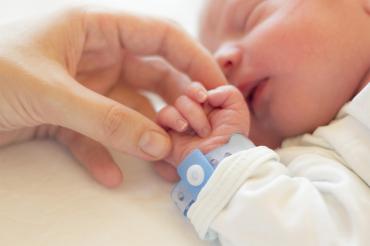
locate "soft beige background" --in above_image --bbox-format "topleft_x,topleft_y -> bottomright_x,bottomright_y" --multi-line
0,0 -> 208,245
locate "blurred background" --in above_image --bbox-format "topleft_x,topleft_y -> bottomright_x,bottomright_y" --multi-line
0,0 -> 204,36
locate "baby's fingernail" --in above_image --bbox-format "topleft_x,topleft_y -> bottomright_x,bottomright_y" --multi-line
197,91 -> 207,102
176,119 -> 188,131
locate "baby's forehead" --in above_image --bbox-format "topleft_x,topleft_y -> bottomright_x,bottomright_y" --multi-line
199,0 -> 231,50
201,0 -> 227,27
203,0 -> 227,16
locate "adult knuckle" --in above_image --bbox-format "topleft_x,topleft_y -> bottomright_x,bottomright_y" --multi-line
102,104 -> 128,139
161,18 -> 184,33
157,18 -> 186,50
154,59 -> 173,83
56,5 -> 90,23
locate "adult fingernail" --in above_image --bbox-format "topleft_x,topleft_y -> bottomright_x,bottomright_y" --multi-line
139,131 -> 169,158
176,119 -> 188,131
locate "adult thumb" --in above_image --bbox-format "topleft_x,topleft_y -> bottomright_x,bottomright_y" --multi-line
49,83 -> 171,161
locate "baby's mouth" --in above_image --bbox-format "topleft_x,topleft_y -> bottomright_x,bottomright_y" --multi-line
246,85 -> 257,105
239,77 -> 269,113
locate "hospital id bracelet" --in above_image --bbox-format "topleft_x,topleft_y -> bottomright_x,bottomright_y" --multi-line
171,133 -> 255,217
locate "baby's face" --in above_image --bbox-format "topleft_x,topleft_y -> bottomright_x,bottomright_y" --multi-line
200,0 -> 370,147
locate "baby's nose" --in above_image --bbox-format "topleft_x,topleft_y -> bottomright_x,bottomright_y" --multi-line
214,45 -> 242,79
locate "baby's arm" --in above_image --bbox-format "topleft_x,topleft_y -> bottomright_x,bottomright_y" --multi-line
157,83 -> 370,246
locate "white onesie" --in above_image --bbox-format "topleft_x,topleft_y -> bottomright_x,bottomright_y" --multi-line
187,85 -> 370,246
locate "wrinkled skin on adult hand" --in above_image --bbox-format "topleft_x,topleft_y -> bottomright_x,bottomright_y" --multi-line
0,7 -> 226,187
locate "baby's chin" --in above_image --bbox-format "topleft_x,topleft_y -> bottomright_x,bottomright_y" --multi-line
249,121 -> 284,149
251,134 -> 283,149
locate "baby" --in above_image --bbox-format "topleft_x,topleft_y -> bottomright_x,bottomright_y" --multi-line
155,0 -> 370,245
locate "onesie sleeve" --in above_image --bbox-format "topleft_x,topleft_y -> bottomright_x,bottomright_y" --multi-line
187,146 -> 370,246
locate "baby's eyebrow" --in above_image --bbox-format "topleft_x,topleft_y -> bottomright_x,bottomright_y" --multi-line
225,2 -> 242,30
207,0 -> 228,28
223,0 -> 254,32
217,0 -> 237,30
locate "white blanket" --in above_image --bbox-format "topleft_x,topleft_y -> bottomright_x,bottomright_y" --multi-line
0,0 -> 206,245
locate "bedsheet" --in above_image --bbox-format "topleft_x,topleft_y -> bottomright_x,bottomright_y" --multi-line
0,0 -> 207,245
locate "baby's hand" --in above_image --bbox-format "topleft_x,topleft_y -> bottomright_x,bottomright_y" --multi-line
156,83 -> 250,176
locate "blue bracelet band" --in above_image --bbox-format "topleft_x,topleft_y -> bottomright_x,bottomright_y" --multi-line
171,133 -> 255,217
171,149 -> 215,216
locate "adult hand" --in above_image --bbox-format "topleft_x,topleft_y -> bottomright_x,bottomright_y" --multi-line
0,7 -> 226,187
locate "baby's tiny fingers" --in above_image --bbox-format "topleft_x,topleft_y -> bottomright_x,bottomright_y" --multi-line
157,105 -> 188,132
185,82 -> 208,103
175,95 -> 211,137
208,85 -> 245,109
